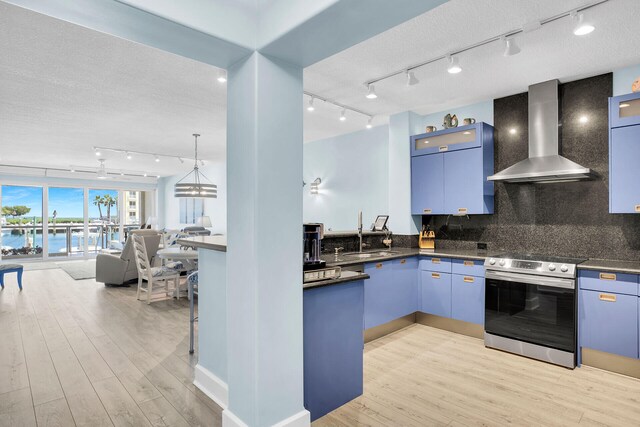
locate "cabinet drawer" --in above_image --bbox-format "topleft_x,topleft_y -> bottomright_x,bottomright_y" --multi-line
451,274 -> 484,325
580,289 -> 638,359
451,259 -> 485,277
420,271 -> 452,318
419,257 -> 451,273
579,270 -> 639,296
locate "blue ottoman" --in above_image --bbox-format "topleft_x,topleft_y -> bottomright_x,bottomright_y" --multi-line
0,264 -> 23,290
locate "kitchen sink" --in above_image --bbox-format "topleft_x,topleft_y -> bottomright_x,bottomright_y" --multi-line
341,250 -> 399,259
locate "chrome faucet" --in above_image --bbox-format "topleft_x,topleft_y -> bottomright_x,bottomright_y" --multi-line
358,210 -> 363,253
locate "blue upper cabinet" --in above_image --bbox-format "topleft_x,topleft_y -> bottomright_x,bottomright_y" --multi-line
411,154 -> 444,215
410,123 -> 494,215
609,93 -> 640,214
610,92 -> 640,128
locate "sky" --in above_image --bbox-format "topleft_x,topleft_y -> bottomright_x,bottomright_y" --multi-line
2,186 -> 119,219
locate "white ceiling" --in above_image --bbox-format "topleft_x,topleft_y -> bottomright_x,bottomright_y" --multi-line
0,1 -> 227,177
303,0 -> 640,141
1,0 -> 640,175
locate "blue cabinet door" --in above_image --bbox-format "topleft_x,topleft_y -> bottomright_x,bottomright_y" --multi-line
392,257 -> 419,318
610,125 -> 640,213
411,154 -> 444,215
610,92 -> 640,128
364,261 -> 394,329
444,148 -> 486,215
580,289 -> 638,359
420,271 -> 451,318
451,274 -> 485,325
303,281 -> 364,421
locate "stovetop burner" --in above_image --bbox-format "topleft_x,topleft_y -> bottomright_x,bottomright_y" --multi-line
494,253 -> 586,266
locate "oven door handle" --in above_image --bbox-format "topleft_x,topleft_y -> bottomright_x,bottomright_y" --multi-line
485,270 -> 575,289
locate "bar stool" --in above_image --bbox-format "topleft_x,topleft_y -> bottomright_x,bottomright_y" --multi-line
187,271 -> 199,354
0,264 -> 24,290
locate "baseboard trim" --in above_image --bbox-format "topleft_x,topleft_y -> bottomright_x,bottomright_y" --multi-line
364,314 -> 416,343
193,364 -> 228,409
415,312 -> 484,339
222,409 -> 310,427
582,348 -> 640,379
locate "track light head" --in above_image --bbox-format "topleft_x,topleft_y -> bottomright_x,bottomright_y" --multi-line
447,55 -> 462,74
154,155 -> 160,163
217,69 -> 227,83
339,109 -> 347,121
503,37 -> 521,56
126,152 -> 132,160
365,84 -> 377,99
94,148 -> 101,156
307,97 -> 315,112
366,117 -> 373,129
572,11 -> 594,36
406,70 -> 419,86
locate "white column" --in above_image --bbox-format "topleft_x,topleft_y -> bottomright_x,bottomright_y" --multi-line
388,111 -> 422,235
224,52 -> 308,427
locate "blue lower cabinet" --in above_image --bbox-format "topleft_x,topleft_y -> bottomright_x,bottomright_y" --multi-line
451,274 -> 485,325
420,271 -> 452,318
392,257 -> 419,318
303,281 -> 364,421
364,261 -> 394,329
364,258 -> 418,329
580,289 -> 638,359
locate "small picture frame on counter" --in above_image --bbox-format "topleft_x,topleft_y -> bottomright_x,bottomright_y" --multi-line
372,215 -> 389,231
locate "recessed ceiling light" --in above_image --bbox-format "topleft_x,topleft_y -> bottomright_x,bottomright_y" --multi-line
509,128 -> 517,135
339,109 -> 347,121
217,69 -> 227,83
503,37 -> 521,57
365,84 -> 377,99
307,97 -> 315,112
572,12 -> 594,36
406,70 -> 419,86
579,115 -> 589,124
447,55 -> 462,74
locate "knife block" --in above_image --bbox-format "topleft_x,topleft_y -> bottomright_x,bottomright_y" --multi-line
419,231 -> 435,249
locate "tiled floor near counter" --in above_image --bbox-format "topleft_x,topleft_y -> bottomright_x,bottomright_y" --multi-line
314,324 -> 640,426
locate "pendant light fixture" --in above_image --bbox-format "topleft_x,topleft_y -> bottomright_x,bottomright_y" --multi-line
174,134 -> 217,198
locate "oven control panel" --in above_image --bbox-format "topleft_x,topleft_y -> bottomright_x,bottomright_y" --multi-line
485,256 -> 579,278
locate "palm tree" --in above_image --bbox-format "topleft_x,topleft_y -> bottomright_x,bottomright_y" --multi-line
93,195 -> 104,220
102,194 -> 117,223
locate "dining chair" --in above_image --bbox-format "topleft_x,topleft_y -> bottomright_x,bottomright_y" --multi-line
132,234 -> 180,304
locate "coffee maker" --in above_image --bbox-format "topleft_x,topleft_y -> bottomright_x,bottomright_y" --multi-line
303,223 -> 326,271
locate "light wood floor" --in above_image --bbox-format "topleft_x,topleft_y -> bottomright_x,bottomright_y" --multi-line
5,269 -> 640,427
314,324 -> 640,426
0,267 -> 222,427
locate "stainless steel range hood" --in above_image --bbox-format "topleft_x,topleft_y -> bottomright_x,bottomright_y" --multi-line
488,79 -> 592,183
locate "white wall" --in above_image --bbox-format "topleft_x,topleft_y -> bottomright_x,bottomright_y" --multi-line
157,161 -> 227,234
303,125 -> 389,231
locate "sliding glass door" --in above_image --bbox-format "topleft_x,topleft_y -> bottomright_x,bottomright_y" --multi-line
1,185 -> 44,260
48,187 -> 85,257
88,188 -> 119,254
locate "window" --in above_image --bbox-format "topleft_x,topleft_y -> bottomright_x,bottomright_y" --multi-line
180,198 -> 204,224
129,201 -> 136,208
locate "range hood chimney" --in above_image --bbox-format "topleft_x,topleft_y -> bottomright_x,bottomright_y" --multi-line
488,79 -> 592,183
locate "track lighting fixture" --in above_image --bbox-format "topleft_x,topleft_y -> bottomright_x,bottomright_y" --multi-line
126,152 -> 132,160
154,155 -> 160,163
304,91 -> 373,126
178,157 -> 184,164
366,117 -> 373,129
97,159 -> 108,179
94,148 -> 101,156
447,55 -> 462,74
406,70 -> 419,86
217,69 -> 227,83
503,37 -> 521,56
365,84 -> 377,99
572,11 -> 594,35
340,109 -> 347,121
307,97 -> 315,112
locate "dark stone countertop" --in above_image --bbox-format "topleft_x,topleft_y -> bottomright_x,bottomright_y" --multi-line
178,236 -> 227,252
303,271 -> 369,290
322,247 -> 496,267
577,259 -> 640,275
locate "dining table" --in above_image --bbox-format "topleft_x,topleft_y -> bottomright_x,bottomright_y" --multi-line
156,247 -> 199,298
